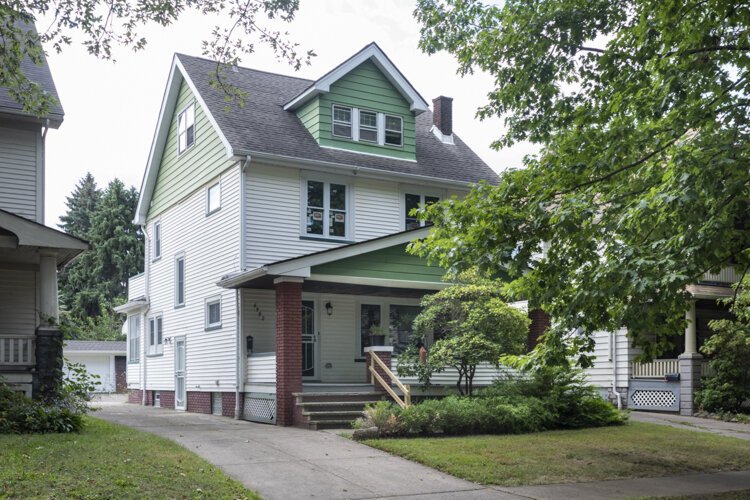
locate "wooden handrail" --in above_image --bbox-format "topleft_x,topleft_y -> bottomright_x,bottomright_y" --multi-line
369,351 -> 411,408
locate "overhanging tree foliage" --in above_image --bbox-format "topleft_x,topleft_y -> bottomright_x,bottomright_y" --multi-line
399,276 -> 529,396
411,0 -> 750,363
2,1 -> 313,116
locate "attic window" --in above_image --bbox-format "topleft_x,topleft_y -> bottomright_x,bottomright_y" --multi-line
178,103 -> 195,154
359,110 -> 378,143
385,115 -> 403,146
332,105 -> 352,138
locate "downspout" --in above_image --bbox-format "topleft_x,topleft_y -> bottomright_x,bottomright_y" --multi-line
234,156 -> 250,419
610,331 -> 622,410
141,223 -> 150,405
41,119 -> 48,223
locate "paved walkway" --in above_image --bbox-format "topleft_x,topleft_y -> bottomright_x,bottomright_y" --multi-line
631,410 -> 750,441
94,402 -> 750,499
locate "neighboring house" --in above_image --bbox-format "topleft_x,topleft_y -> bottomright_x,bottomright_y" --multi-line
583,275 -> 736,416
0,29 -> 88,397
64,340 -> 127,393
118,43 -> 529,428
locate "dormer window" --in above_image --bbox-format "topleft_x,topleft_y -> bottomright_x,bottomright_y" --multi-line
330,104 -> 403,148
178,103 -> 195,154
332,105 -> 352,138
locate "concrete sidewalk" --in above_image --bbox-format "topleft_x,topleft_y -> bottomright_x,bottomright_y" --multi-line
631,410 -> 750,441
95,402 -> 750,499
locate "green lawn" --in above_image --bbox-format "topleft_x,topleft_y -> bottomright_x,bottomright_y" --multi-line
364,422 -> 750,487
0,416 -> 259,499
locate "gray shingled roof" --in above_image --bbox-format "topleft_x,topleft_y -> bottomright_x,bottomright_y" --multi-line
0,23 -> 64,126
177,54 -> 498,185
64,340 -> 126,353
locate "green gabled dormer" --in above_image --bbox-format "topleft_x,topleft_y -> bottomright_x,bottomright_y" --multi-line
285,43 -> 429,162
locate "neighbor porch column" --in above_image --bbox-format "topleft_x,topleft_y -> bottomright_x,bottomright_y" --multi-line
34,250 -> 63,399
678,300 -> 702,416
274,277 -> 303,426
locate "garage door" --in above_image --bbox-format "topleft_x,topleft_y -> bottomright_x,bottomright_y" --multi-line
65,354 -> 114,392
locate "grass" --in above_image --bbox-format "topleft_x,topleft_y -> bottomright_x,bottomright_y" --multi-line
364,421 -> 750,487
0,416 -> 259,499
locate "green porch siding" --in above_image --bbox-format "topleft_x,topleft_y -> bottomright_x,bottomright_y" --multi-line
316,61 -> 416,161
149,80 -> 230,219
311,244 -> 444,283
296,96 -> 320,142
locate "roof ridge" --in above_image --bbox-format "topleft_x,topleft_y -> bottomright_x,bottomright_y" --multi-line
175,53 -> 314,83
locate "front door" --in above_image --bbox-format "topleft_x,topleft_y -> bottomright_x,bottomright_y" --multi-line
302,300 -> 318,379
174,337 -> 186,410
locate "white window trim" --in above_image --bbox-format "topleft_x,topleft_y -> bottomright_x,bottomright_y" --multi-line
205,296 -> 222,330
331,103 -> 404,149
128,315 -> 140,363
300,174 -> 353,241
174,254 -> 186,308
152,220 -> 162,261
177,102 -> 196,155
206,181 -> 221,215
148,315 -> 164,356
355,297 -> 422,358
400,187 -> 446,230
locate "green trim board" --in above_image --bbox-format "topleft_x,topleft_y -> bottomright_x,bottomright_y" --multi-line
296,60 -> 416,161
311,243 -> 444,283
149,80 -> 231,219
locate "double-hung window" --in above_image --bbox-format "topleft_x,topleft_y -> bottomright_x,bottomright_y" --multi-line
359,110 -> 378,142
405,193 -> 440,230
175,255 -> 185,307
305,179 -> 348,239
332,105 -> 352,138
178,103 -> 195,154
384,115 -> 403,146
148,316 -> 163,355
207,182 -> 220,215
153,221 -> 162,260
205,297 -> 222,330
128,316 -> 140,363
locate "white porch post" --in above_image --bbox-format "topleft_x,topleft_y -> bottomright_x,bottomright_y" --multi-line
39,250 -> 58,322
679,300 -> 702,416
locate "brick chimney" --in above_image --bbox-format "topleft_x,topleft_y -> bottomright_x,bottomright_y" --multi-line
432,96 -> 453,136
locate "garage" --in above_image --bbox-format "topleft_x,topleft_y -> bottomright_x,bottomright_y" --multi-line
64,340 -> 127,393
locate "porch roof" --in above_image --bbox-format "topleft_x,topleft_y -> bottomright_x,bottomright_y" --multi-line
0,209 -> 88,266
218,226 -> 448,293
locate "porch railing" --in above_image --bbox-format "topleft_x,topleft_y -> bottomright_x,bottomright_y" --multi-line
0,335 -> 35,366
369,351 -> 411,408
631,359 -> 713,379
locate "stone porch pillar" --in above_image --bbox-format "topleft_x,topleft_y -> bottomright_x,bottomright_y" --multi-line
34,250 -> 63,399
679,300 -> 702,416
365,346 -> 393,393
274,277 -> 303,426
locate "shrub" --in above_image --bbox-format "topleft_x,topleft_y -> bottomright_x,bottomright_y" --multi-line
0,362 -> 98,434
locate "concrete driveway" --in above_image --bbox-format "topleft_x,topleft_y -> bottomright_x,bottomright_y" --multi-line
95,403 -> 514,500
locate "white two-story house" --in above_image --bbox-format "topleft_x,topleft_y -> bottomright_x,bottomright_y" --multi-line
118,43 -> 505,427
0,26 -> 87,397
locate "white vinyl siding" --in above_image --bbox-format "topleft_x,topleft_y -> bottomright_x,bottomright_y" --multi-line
142,166 -> 241,391
0,126 -> 41,222
583,328 -> 636,389
0,269 -> 36,335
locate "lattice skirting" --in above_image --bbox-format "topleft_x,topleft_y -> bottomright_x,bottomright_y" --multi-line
631,389 -> 676,408
243,392 -> 276,424
628,380 -> 680,412
211,392 -> 222,416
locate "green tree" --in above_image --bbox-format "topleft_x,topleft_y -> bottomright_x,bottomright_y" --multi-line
58,172 -> 100,239
411,0 -> 750,363
400,275 -> 530,396
2,1 -> 313,116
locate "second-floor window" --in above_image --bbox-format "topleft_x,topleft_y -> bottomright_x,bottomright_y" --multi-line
178,103 -> 195,154
305,180 -> 348,239
153,221 -> 162,260
207,182 -> 221,215
331,104 -> 404,148
175,255 -> 185,307
148,316 -> 163,355
405,193 -> 439,230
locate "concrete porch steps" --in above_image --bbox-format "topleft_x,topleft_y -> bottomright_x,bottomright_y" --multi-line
293,391 -> 385,430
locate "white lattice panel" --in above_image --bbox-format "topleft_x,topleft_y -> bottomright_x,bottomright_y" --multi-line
244,393 -> 276,424
631,389 -> 676,408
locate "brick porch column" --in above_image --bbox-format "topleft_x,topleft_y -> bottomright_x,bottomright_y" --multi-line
274,277 -> 303,426
365,346 -> 393,393
527,309 -> 551,351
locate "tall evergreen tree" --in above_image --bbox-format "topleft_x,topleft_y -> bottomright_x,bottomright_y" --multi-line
58,172 -> 101,239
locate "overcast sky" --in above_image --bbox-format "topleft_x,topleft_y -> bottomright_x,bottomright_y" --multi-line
40,0 -> 536,227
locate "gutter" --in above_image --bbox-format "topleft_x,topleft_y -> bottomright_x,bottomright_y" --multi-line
232,149 -> 483,190
610,331 -> 622,410
218,266 -> 268,289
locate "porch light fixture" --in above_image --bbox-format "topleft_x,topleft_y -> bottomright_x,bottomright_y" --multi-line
326,301 -> 333,316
